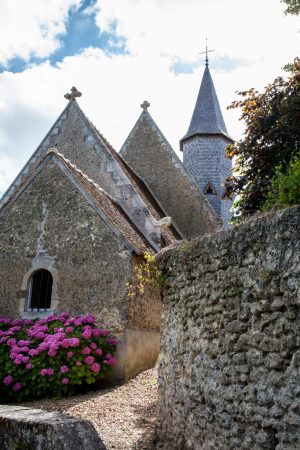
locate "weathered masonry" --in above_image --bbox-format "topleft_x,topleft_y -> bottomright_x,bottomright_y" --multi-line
0,405 -> 105,450
157,206 -> 300,450
0,150 -> 163,382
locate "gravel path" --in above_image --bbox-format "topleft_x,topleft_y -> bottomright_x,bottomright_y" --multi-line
22,367 -> 158,450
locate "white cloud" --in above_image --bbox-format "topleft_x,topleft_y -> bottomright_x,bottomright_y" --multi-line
0,156 -> 19,194
0,0 -> 82,66
0,0 -> 299,197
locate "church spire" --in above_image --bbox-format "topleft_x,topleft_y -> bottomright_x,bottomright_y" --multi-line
181,53 -> 233,147
181,49 -> 234,227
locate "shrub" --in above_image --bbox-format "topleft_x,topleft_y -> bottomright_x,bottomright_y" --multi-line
262,153 -> 300,211
0,313 -> 117,402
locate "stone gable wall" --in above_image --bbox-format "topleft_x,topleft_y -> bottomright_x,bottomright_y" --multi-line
157,206 -> 300,449
120,113 -> 220,239
1,102 -> 162,248
0,161 -> 132,330
0,160 -> 161,381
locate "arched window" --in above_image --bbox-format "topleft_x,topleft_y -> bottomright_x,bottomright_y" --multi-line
204,183 -> 216,195
28,269 -> 53,311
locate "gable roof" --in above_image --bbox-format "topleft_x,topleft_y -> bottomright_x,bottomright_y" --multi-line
0,149 -> 155,255
120,107 -> 221,236
181,66 -> 233,146
82,115 -> 181,243
0,99 -> 178,246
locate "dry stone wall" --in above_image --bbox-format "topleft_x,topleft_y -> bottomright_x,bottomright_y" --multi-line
157,206 -> 300,450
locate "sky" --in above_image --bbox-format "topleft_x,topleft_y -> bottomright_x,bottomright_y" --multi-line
0,0 -> 299,197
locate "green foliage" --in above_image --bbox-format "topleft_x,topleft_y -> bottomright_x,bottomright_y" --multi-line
281,0 -> 300,15
128,252 -> 165,298
262,153 -> 300,211
225,58 -> 300,219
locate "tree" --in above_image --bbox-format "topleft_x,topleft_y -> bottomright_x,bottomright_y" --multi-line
281,0 -> 300,15
225,58 -> 300,219
262,153 -> 300,211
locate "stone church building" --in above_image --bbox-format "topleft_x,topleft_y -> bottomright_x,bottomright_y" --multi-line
0,61 -> 233,381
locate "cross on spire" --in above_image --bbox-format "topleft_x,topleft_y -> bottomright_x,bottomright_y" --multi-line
141,100 -> 150,111
64,86 -> 82,101
199,38 -> 214,68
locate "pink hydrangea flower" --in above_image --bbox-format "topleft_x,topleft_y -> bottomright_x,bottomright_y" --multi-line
40,368 -> 55,376
92,329 -> 101,337
67,351 -> 74,359
106,337 -> 117,346
60,365 -> 69,374
61,377 -> 69,384
90,342 -> 97,350
3,375 -> 14,386
75,361 -> 82,366
13,358 -> 22,365
82,330 -> 92,339
18,340 -> 30,347
28,349 -> 38,357
84,315 -> 95,324
84,356 -> 94,365
82,347 -> 91,355
26,363 -> 33,370
105,356 -> 117,366
90,363 -> 100,373
69,338 -> 80,348
54,327 -> 64,333
48,349 -> 57,357
95,348 -> 102,356
13,382 -> 22,391
21,356 -> 30,364
61,339 -> 70,348
65,327 -> 74,333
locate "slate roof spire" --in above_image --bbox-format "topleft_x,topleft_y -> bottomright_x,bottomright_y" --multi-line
181,62 -> 233,145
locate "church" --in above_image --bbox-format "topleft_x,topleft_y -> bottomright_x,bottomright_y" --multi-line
0,59 -> 233,381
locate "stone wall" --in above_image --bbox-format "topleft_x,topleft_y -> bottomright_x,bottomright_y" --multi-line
157,206 -> 300,450
0,405 -> 104,449
0,160 -> 161,382
0,161 -> 132,330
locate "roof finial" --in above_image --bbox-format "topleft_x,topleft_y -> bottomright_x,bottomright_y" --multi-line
64,86 -> 82,101
199,38 -> 214,68
141,100 -> 150,111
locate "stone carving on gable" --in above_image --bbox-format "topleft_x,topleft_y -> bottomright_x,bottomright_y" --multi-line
64,86 -> 82,101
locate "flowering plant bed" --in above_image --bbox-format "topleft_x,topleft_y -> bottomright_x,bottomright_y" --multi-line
0,313 -> 117,402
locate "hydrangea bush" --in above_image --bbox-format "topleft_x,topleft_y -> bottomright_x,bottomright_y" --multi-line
0,313 -> 117,402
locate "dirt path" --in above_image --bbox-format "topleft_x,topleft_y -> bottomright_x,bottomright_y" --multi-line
22,367 -> 158,450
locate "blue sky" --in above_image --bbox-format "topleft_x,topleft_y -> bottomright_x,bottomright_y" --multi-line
0,0 -> 126,74
0,0 -> 299,196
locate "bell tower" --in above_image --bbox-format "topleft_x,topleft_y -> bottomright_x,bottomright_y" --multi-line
180,46 -> 234,227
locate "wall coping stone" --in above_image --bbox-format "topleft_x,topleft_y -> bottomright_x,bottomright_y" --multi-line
0,405 -> 106,449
